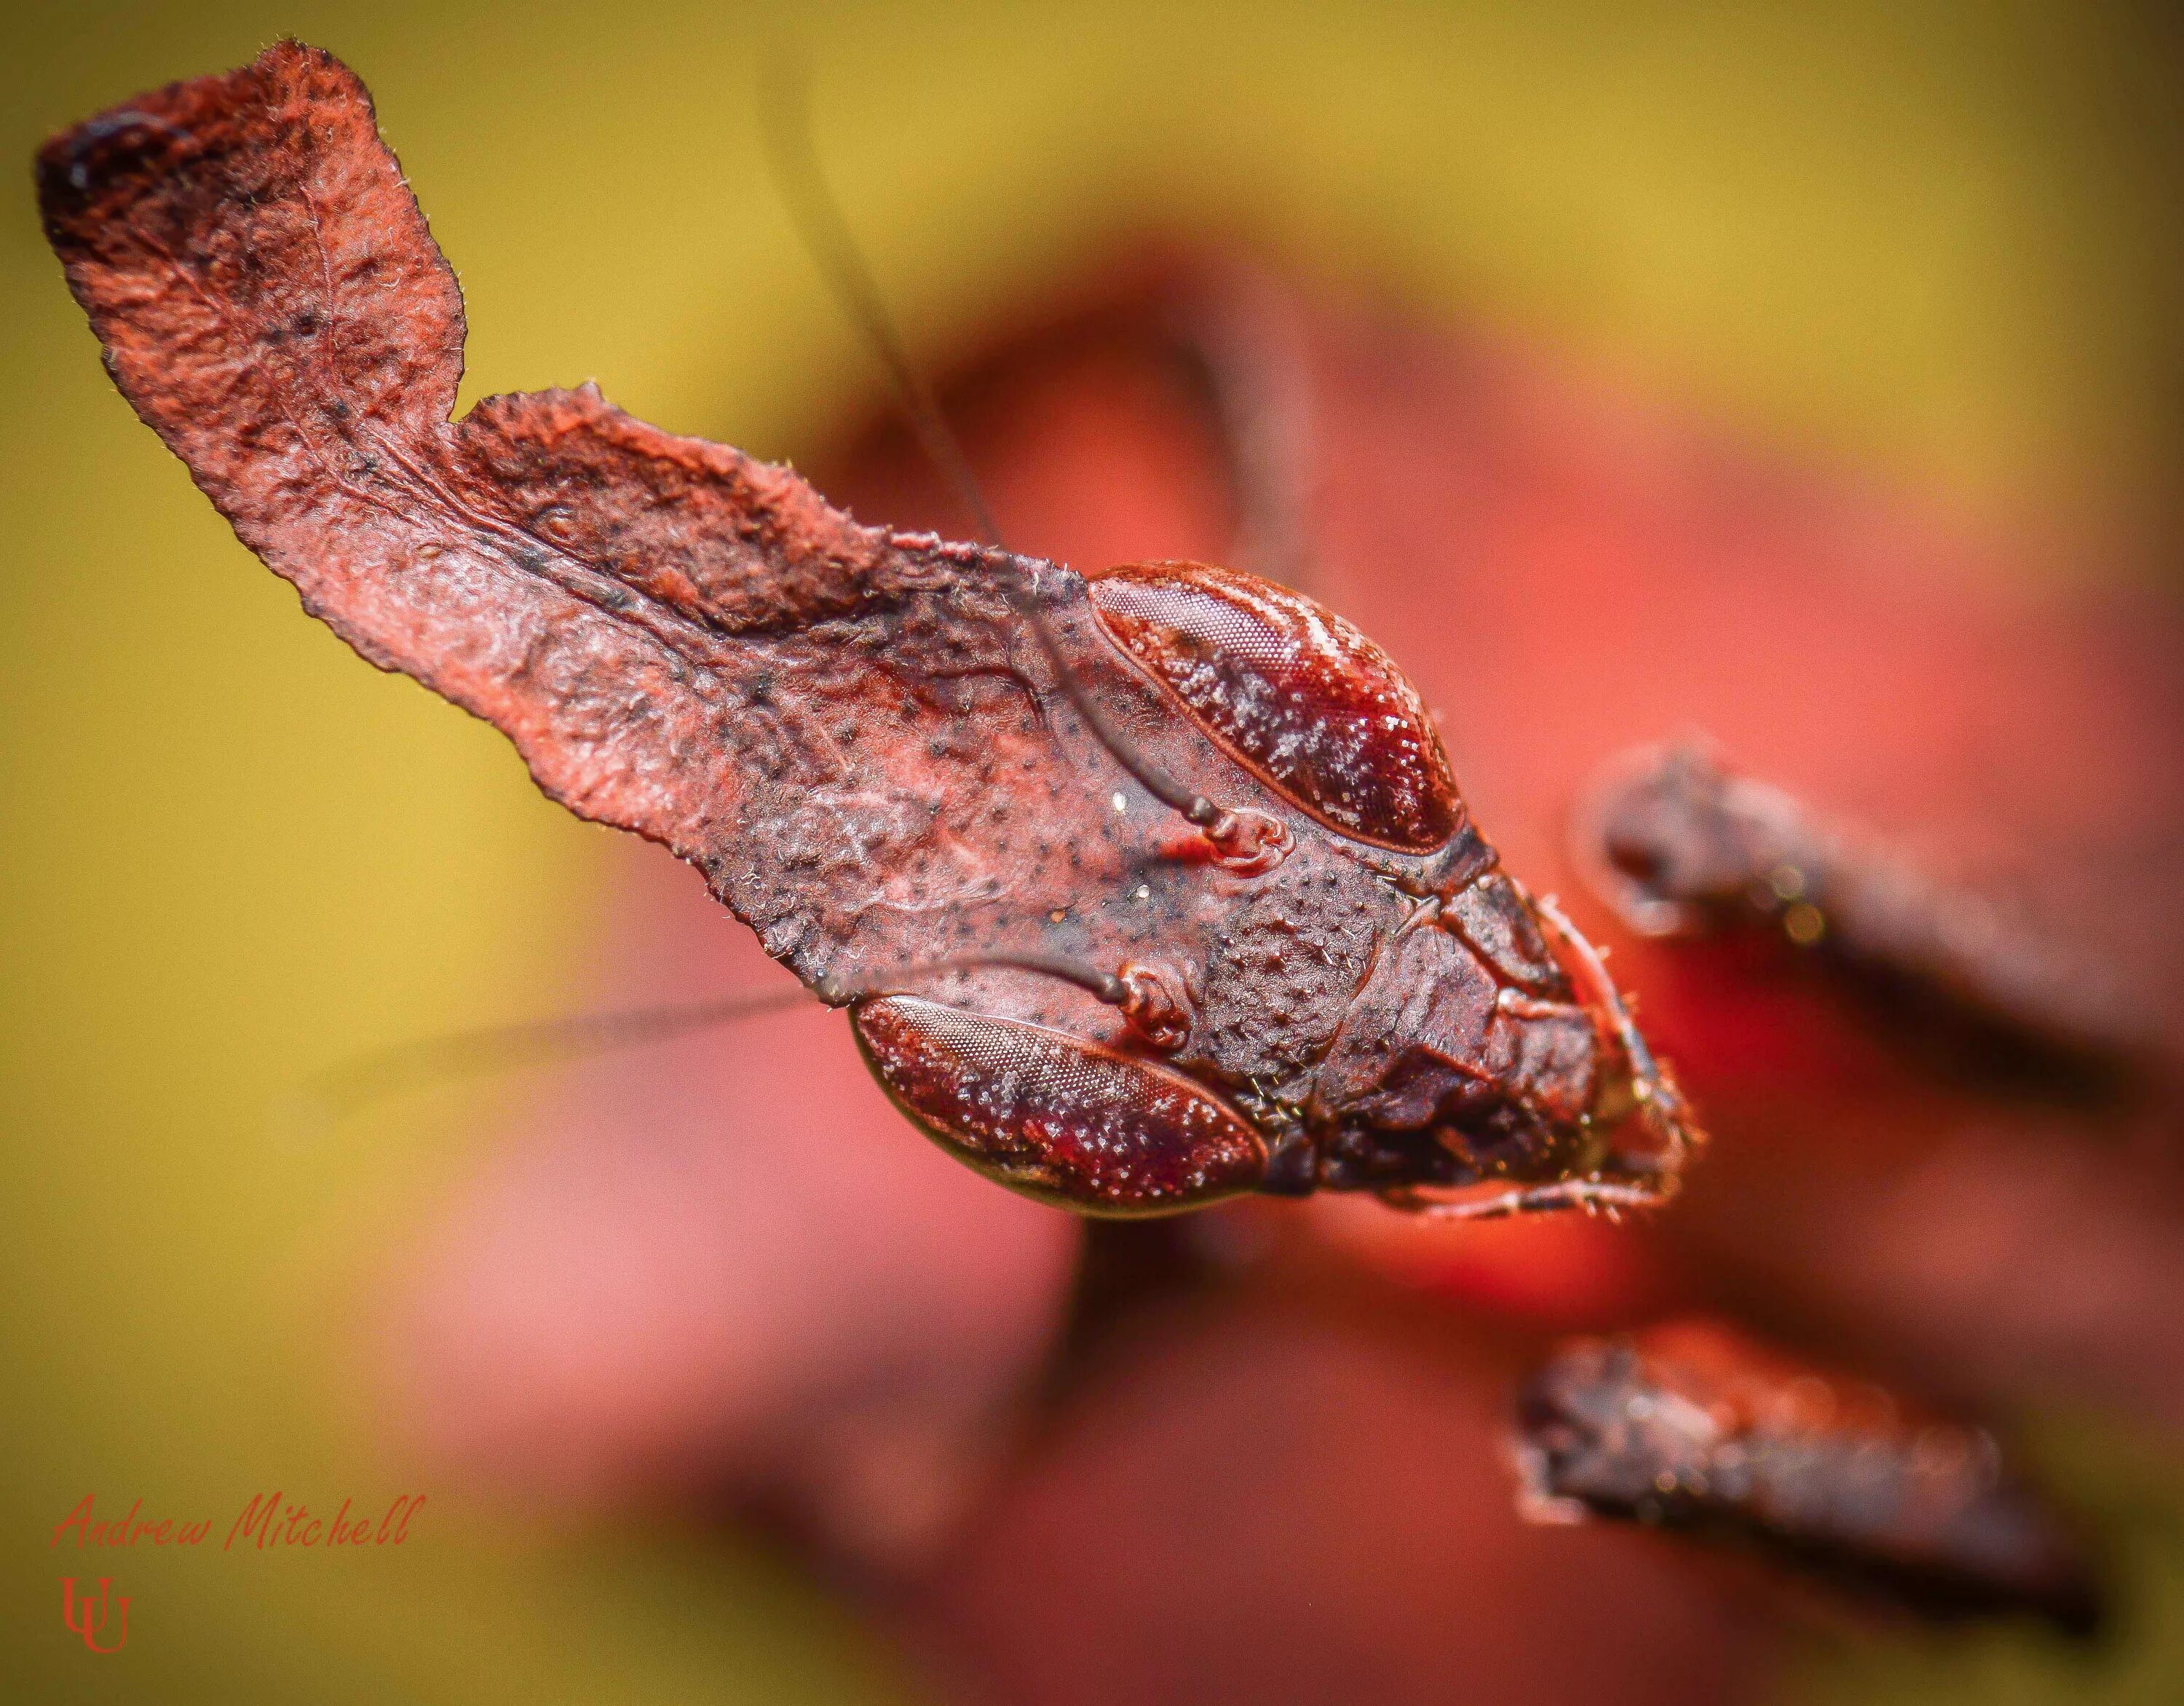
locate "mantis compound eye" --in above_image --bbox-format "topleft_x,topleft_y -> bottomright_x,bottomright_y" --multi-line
1088,561 -> 1464,853
851,997 -> 1267,1216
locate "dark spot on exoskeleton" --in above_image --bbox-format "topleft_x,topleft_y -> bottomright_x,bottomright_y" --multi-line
291,308 -> 321,337
325,398 -> 350,422
748,672 -> 772,706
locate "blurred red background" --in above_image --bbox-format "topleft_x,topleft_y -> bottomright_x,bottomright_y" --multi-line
376,256 -> 2184,1703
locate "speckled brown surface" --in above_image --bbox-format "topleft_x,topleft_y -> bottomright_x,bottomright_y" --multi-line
40,41 -> 1694,1214
1516,1319 -> 2105,1631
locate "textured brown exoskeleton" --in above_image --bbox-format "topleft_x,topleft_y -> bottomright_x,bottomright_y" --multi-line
37,42 -> 1697,1220
1514,1320 -> 2105,1634
1578,741 -> 2149,1078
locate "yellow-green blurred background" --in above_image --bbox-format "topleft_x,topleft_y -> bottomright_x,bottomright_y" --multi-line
5,3 -> 2182,1700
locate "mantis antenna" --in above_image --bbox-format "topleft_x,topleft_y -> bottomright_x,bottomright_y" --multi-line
755,51 -> 1283,866
280,950 -> 1180,1132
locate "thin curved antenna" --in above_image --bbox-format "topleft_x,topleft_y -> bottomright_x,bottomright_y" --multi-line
758,50 -> 1002,546
755,55 -> 1278,865
276,947 -> 1174,1138
276,983 -> 820,1135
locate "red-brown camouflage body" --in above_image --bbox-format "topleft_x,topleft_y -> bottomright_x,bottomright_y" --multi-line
1580,743 -> 2148,1077
37,41 -> 1696,1217
1514,1320 -> 2104,1631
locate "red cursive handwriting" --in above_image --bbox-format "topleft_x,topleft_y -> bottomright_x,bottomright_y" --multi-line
52,1493 -> 208,1549
50,1491 -> 422,1555
225,1492 -> 424,1551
